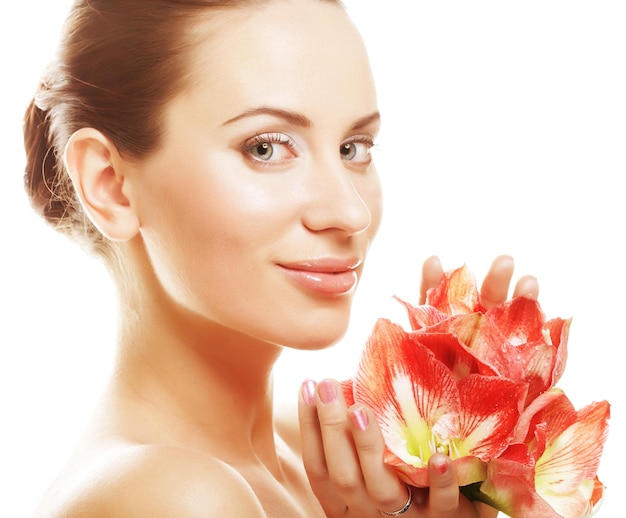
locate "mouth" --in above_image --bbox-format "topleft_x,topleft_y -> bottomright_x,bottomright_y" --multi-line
277,257 -> 362,296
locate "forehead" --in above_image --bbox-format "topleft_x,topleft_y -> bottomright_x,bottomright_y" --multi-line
178,0 -> 377,124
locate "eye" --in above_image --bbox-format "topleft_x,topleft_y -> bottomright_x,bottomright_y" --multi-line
243,133 -> 297,164
340,137 -> 375,164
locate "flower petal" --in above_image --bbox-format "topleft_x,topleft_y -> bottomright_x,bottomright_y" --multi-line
425,265 -> 483,315
471,298 -> 571,405
479,469 -> 560,517
535,400 -> 610,504
513,388 -> 567,444
486,297 -> 548,345
474,444 -> 557,517
503,389 -> 609,517
409,330 -> 498,381
544,317 -> 570,388
456,375 -> 528,460
394,296 -> 450,331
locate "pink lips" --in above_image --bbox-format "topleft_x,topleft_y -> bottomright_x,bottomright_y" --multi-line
278,258 -> 361,296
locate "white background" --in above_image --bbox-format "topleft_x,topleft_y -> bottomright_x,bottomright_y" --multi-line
1,1 -> 624,516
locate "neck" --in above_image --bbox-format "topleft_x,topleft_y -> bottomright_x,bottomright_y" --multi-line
107,247 -> 286,471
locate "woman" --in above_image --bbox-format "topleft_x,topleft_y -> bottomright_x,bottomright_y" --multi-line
24,0 -> 538,516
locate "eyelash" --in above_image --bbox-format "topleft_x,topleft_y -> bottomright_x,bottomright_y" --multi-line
346,135 -> 376,150
346,135 -> 375,147
251,132 -> 296,149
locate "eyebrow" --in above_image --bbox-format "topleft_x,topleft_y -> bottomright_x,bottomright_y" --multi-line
222,107 -> 312,127
350,111 -> 381,131
222,107 -> 381,131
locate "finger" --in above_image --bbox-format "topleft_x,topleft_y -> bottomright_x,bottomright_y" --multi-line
314,379 -> 371,514
420,255 -> 444,304
347,404 -> 413,515
512,274 -> 539,300
475,501 -> 500,518
480,255 -> 514,309
298,379 -> 347,517
426,454 -> 461,516
427,454 -> 485,518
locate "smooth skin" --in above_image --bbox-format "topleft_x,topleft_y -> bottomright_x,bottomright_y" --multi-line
33,1 -> 538,517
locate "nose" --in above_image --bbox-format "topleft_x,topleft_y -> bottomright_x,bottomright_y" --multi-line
301,158 -> 375,236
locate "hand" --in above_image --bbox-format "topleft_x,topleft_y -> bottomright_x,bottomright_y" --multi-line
298,379 -> 498,518
420,255 -> 539,308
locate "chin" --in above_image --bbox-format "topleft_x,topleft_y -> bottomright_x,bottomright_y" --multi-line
237,301 -> 355,351
278,321 -> 350,351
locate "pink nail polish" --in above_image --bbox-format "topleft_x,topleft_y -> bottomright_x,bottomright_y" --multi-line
433,456 -> 449,476
301,379 -> 316,405
349,408 -> 369,431
318,379 -> 337,404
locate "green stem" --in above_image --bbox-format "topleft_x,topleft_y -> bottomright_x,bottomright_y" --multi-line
460,483 -> 507,516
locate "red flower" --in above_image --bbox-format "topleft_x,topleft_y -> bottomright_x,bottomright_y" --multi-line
344,264 -> 610,516
398,265 -> 570,406
346,318 -> 527,487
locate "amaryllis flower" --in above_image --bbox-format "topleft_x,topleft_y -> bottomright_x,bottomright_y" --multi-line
345,318 -> 528,487
474,389 -> 610,517
345,264 -> 610,516
397,265 -> 570,406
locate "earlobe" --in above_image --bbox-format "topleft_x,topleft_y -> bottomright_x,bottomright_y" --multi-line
64,128 -> 140,241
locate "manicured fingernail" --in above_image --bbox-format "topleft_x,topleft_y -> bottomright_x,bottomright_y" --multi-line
432,455 -> 449,476
349,407 -> 369,431
318,379 -> 337,404
301,379 -> 316,405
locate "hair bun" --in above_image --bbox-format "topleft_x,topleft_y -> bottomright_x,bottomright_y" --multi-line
23,97 -> 64,222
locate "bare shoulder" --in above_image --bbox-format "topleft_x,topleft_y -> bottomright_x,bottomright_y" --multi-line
34,444 -> 266,518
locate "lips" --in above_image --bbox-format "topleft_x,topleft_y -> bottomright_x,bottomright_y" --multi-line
278,258 -> 361,296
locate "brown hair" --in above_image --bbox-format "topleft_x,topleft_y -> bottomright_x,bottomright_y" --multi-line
24,0 -> 340,260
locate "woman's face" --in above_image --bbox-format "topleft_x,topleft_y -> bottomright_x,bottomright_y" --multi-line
126,0 -> 382,349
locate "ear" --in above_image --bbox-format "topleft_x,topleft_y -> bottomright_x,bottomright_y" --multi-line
64,128 -> 139,241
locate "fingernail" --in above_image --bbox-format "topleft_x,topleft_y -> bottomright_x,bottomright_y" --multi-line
301,379 -> 316,405
318,379 -> 337,404
349,407 -> 369,431
432,455 -> 449,476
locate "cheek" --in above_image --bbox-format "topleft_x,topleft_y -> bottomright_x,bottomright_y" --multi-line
141,151 -> 290,241
134,160 -> 296,302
